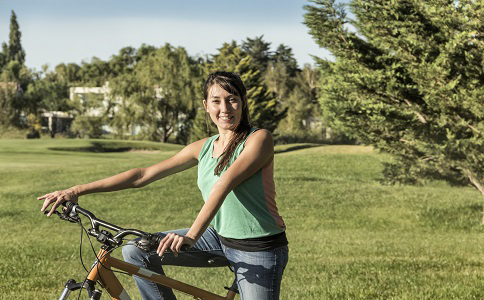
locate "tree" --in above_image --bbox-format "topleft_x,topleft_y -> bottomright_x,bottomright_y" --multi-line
55,63 -> 81,84
79,57 -> 111,86
110,44 -> 201,143
273,44 -> 299,77
241,36 -> 272,75
7,11 -> 25,65
25,69 -> 70,114
305,1 -> 484,219
0,59 -> 30,127
109,46 -> 137,77
0,43 -> 7,70
108,72 -> 146,139
276,64 -> 321,135
263,61 -> 291,103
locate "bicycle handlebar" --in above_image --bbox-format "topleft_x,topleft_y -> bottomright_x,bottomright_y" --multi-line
45,201 -> 167,251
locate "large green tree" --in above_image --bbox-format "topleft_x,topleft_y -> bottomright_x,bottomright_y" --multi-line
241,36 -> 272,75
54,63 -> 82,85
0,10 -> 29,127
110,44 -> 201,143
7,11 -> 25,65
305,0 -> 484,218
25,68 -> 70,114
78,57 -> 112,86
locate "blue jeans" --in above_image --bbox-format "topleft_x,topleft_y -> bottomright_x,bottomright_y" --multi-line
122,227 -> 289,300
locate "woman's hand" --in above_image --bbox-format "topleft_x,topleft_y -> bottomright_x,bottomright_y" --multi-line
38,188 -> 79,217
157,233 -> 195,257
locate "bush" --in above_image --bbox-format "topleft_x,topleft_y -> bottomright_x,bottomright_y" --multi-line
70,116 -> 104,138
0,126 -> 30,139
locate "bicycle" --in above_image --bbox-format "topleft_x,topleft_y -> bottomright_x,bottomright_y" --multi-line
44,201 -> 239,300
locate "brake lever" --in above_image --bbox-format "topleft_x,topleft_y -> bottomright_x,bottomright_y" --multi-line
43,208 -> 80,223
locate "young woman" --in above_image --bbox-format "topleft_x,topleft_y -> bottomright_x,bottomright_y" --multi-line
38,71 -> 288,300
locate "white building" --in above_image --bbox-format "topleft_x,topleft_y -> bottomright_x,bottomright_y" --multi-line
69,82 -> 163,135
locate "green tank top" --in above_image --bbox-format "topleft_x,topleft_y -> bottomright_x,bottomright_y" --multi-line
197,128 -> 286,239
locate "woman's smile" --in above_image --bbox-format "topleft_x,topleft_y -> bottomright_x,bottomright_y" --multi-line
204,84 -> 243,131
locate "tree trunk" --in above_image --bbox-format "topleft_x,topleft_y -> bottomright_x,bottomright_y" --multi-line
463,169 -> 484,224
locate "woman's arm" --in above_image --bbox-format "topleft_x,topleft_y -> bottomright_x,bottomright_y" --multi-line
39,139 -> 207,216
157,130 -> 274,255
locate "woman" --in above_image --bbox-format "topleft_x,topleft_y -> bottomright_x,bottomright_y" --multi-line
38,71 -> 288,300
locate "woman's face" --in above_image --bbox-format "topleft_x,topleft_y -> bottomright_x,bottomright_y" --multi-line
203,84 -> 243,132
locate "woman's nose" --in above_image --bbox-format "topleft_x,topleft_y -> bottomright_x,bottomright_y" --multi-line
220,100 -> 230,112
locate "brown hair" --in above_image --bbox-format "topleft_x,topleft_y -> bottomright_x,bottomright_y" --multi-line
203,71 -> 251,175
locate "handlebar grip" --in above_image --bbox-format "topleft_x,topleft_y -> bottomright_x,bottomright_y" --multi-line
151,235 -> 192,251
136,234 -> 193,252
180,244 -> 191,252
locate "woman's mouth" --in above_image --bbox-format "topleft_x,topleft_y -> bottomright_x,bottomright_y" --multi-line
219,116 -> 233,121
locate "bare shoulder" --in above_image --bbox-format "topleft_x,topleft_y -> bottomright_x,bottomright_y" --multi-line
245,129 -> 274,150
181,138 -> 209,159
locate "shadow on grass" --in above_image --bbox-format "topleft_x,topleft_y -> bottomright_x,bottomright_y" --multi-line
47,141 -> 165,153
49,142 -> 131,153
274,143 -> 325,154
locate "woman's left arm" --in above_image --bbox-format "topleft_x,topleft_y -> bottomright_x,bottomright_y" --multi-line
157,130 -> 274,256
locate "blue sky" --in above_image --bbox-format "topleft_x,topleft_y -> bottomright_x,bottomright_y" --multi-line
0,0 -> 349,71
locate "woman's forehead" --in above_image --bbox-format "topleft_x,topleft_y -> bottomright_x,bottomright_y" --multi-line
208,84 -> 238,97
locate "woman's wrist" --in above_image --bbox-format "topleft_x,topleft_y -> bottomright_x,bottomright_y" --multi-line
184,231 -> 198,242
69,185 -> 82,197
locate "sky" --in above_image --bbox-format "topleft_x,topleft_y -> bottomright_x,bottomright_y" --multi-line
0,0 -> 347,72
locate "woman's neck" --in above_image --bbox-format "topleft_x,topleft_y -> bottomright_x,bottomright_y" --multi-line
217,129 -> 235,148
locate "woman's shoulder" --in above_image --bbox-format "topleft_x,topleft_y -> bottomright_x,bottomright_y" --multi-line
182,138 -> 210,160
243,128 -> 274,152
247,128 -> 273,143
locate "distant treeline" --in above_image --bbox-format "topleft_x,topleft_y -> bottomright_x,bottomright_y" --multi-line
0,10 -> 334,144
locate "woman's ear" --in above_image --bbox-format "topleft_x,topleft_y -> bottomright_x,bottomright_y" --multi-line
203,100 -> 208,112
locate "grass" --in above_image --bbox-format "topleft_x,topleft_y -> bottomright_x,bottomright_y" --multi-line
0,139 -> 483,299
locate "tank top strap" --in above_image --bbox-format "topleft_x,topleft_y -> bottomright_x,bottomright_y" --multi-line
198,134 -> 219,162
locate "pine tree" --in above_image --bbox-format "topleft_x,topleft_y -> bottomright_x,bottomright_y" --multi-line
241,36 -> 272,75
305,0 -> 484,220
7,10 -> 25,65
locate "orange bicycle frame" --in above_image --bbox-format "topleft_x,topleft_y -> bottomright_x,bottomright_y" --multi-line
87,248 -> 237,300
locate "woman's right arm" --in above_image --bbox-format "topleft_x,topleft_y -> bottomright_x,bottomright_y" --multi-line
39,139 -> 207,216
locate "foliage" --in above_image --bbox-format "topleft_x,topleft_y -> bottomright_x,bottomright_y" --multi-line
54,63 -> 82,85
304,0 -> 484,211
109,44 -> 202,143
70,115 -> 104,138
107,73 -> 145,139
78,57 -> 112,86
241,35 -> 272,75
273,44 -> 299,77
25,69 -> 70,113
0,61 -> 30,127
0,81 -> 18,127
6,10 -> 25,65
190,107 -> 218,142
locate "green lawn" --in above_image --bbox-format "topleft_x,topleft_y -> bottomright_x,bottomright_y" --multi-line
0,139 -> 483,299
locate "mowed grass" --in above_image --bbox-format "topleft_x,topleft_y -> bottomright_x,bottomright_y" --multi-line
0,139 -> 483,299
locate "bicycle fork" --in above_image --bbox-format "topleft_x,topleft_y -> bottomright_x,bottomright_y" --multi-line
58,278 -> 102,300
